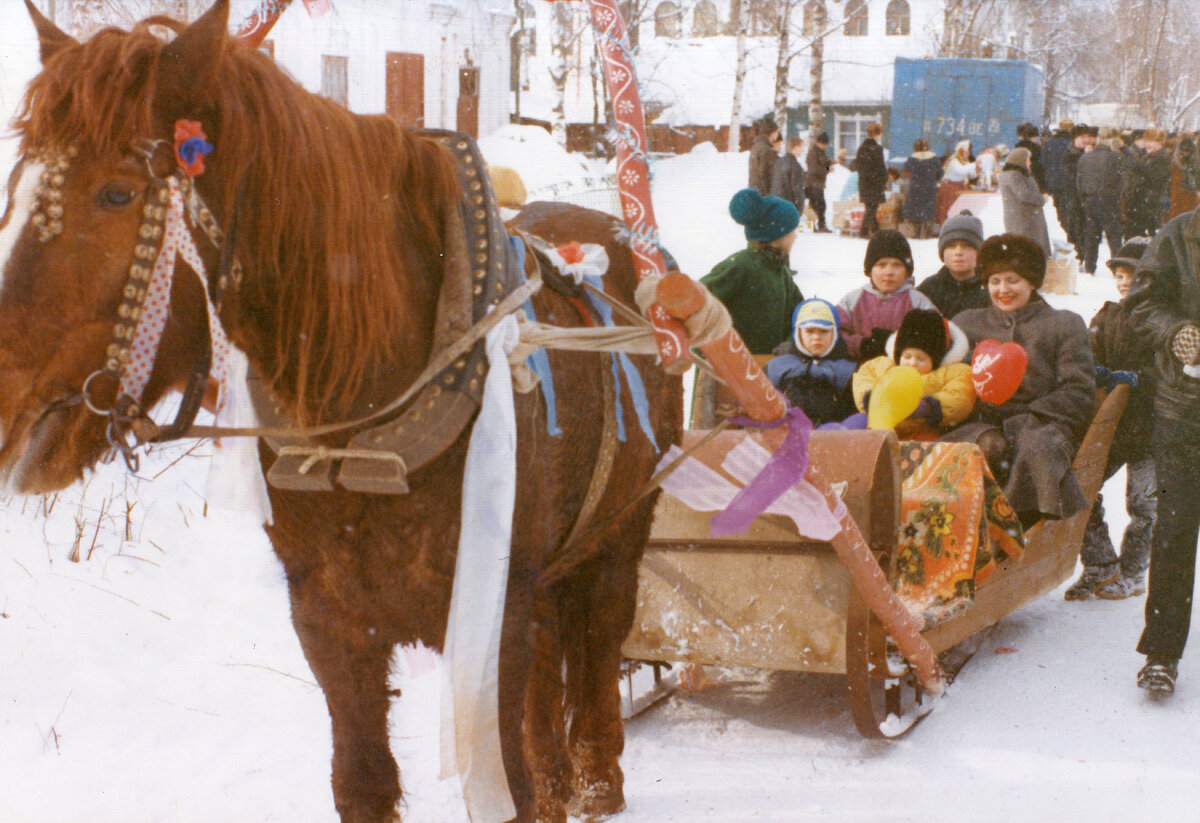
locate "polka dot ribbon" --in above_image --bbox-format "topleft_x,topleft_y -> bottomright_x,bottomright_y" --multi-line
118,175 -> 231,410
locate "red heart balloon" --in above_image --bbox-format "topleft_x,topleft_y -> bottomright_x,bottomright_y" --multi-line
972,340 -> 1028,404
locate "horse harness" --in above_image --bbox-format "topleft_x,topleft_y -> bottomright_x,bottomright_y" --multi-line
48,130 -> 623,579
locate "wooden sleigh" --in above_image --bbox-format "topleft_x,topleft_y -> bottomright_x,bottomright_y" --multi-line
622,383 -> 1130,738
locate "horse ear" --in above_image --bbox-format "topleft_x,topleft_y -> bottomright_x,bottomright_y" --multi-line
157,0 -> 230,107
24,0 -> 77,62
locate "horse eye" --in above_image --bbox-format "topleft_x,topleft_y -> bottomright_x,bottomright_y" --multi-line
97,184 -> 137,209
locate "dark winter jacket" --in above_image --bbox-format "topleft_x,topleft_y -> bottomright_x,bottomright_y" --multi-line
770,153 -> 806,215
765,337 -> 857,425
1132,148 -> 1173,220
952,297 -> 1096,442
854,137 -> 887,205
1126,207 -> 1200,434
917,264 -> 989,319
1076,144 -> 1125,200
952,296 -> 1096,520
806,143 -> 833,188
1089,300 -> 1155,464
700,243 -> 804,355
1015,137 -> 1045,192
1042,131 -> 1072,192
901,153 -> 941,223
749,135 -> 778,194
1063,144 -> 1085,196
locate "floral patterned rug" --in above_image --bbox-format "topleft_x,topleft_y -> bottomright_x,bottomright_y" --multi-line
893,441 -> 1025,629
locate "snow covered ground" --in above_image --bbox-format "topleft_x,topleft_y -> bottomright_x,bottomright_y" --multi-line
3,17 -> 1200,823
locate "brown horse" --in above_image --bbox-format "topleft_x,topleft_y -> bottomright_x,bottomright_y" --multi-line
0,2 -> 681,821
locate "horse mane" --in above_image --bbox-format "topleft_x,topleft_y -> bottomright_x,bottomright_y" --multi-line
14,19 -> 461,425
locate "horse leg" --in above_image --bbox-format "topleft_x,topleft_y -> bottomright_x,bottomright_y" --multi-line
290,592 -> 399,823
496,563 -> 541,823
521,594 -> 570,823
561,523 -> 647,820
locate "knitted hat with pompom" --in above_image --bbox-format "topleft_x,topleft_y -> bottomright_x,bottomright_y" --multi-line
728,188 -> 800,243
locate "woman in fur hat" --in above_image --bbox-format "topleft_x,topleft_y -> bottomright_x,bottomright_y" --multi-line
852,308 -> 976,440
946,234 -> 1096,526
700,188 -> 804,354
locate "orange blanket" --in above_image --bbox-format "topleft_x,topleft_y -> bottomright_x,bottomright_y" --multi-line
893,441 -> 1025,628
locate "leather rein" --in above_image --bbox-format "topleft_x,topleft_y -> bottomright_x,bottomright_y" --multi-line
55,140 -> 542,472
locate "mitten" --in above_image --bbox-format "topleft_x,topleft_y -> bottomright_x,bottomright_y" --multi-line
909,396 -> 943,424
1172,324 -> 1200,365
1108,370 -> 1138,388
1092,364 -> 1111,384
859,327 -> 891,361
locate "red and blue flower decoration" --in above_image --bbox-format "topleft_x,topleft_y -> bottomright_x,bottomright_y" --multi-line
174,120 -> 214,178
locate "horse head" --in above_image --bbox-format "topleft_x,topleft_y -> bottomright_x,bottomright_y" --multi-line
0,1 -> 240,492
0,0 -> 460,492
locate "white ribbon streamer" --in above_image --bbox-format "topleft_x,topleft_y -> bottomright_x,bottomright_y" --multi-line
439,314 -> 520,823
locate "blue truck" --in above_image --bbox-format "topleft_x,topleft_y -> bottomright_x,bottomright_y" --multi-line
890,57 -> 1045,160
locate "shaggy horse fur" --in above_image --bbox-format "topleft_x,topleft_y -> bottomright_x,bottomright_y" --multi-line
0,3 -> 682,821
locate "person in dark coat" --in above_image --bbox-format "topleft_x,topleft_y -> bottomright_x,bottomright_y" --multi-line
945,234 -> 1096,527
770,136 -> 806,220
765,298 -> 857,425
1125,205 -> 1200,695
1128,128 -> 1173,237
805,132 -> 833,232
902,139 -> 941,238
853,122 -> 888,237
1062,124 -> 1096,253
749,117 -> 781,194
1076,137 -> 1127,273
1042,119 -> 1075,233
1168,133 -> 1200,220
700,188 -> 803,354
917,211 -> 989,318
1015,122 -> 1045,192
1065,238 -> 1157,602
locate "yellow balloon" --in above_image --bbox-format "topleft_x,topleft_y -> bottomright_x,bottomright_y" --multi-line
867,366 -> 925,430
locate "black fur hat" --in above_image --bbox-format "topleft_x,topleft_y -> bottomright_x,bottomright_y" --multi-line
894,309 -> 949,365
979,234 -> 1046,289
864,229 -> 914,276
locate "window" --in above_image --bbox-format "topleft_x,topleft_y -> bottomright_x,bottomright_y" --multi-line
836,114 -> 875,156
843,0 -> 868,37
654,1 -> 681,38
885,0 -> 910,36
692,0 -> 718,37
747,0 -> 779,35
321,55 -> 348,107
802,0 -> 823,37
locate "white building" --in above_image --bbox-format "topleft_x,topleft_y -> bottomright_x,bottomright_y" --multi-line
514,0 -> 945,156
259,0 -> 515,138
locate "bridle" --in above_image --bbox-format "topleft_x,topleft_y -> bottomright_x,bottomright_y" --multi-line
34,135 -> 236,472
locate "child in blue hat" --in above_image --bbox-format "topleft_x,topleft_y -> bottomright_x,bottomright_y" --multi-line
765,298 -> 858,425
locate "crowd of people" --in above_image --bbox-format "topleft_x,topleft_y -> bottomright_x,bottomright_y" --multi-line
708,120 -> 1200,694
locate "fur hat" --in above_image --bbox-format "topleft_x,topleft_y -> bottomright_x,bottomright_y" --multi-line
1106,237 -> 1150,272
864,229 -> 914,276
938,210 -> 984,259
886,315 -> 969,367
979,234 -> 1047,289
791,298 -> 840,356
893,309 -> 949,366
729,188 -> 800,243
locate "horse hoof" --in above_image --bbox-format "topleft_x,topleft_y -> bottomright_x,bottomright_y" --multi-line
566,784 -> 626,822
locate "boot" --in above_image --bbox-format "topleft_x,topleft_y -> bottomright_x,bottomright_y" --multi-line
1137,656 -> 1178,696
1064,563 -> 1119,601
1095,573 -> 1147,600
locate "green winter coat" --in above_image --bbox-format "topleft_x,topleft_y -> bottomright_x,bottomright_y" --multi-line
700,244 -> 804,355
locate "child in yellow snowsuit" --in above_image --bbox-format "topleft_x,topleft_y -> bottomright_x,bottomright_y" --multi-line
852,308 -> 976,440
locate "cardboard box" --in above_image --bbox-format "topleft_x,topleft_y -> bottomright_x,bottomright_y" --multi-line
1043,256 -> 1078,295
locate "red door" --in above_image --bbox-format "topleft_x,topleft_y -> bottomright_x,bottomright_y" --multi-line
456,67 -> 480,138
386,52 -> 424,128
